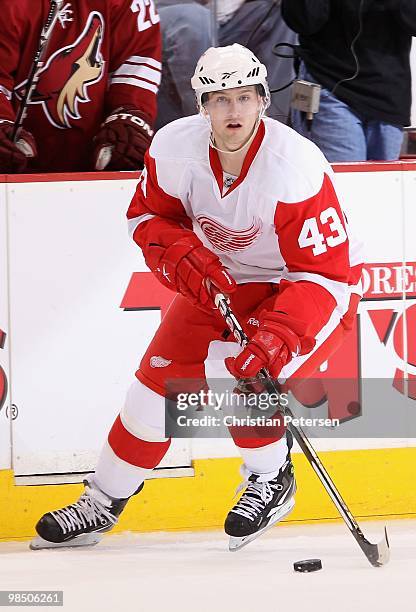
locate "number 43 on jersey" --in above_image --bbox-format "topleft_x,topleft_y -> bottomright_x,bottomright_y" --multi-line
298,206 -> 348,256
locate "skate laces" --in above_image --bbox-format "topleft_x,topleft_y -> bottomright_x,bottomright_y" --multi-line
232,464 -> 286,522
50,486 -> 117,535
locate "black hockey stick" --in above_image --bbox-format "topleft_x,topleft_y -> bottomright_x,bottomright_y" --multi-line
211,288 -> 390,567
11,0 -> 63,142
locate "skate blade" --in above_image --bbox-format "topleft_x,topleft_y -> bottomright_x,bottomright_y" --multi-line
30,532 -> 103,550
228,497 -> 295,552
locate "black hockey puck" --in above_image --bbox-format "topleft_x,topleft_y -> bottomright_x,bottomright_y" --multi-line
293,559 -> 322,573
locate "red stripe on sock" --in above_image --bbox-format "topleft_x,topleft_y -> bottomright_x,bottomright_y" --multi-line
232,435 -> 283,449
229,418 -> 285,449
108,415 -> 171,468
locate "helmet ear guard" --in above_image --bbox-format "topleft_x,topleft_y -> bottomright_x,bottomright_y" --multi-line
200,92 -> 209,107
199,97 -> 210,120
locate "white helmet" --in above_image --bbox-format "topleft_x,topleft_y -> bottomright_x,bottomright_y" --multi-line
191,44 -> 270,111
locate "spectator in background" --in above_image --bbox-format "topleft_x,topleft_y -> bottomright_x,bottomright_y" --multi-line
0,0 -> 161,173
281,0 -> 416,162
156,0 -> 297,128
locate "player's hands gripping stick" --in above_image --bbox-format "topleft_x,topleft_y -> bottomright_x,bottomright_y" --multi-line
151,234 -> 236,311
225,312 -> 315,380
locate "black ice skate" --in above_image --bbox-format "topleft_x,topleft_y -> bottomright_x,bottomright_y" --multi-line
224,460 -> 296,551
30,479 -> 143,550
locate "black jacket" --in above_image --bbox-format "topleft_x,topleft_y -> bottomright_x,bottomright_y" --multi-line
281,0 -> 416,126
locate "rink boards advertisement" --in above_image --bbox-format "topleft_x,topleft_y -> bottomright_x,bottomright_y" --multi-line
0,164 -> 415,481
334,166 -> 416,444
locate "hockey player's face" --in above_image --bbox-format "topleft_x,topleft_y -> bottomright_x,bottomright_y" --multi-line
205,86 -> 262,150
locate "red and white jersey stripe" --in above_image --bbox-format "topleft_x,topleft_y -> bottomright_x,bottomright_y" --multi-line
110,54 -> 162,95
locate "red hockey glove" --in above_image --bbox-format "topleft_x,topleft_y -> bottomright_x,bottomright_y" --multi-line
150,234 -> 236,309
93,108 -> 153,171
0,120 -> 37,173
225,312 -> 316,380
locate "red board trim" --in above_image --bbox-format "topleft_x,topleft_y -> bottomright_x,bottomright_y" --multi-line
1,171 -> 141,184
1,159 -> 416,184
332,160 -> 416,172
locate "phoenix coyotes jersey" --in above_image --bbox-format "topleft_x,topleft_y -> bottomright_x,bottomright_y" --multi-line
128,115 -> 363,339
0,0 -> 161,172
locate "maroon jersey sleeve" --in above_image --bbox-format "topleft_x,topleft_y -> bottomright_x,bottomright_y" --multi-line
0,1 -> 29,121
107,0 -> 162,124
127,151 -> 195,275
273,172 -> 351,338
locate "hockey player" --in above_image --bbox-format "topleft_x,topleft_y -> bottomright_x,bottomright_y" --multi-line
0,0 -> 161,172
31,44 -> 363,550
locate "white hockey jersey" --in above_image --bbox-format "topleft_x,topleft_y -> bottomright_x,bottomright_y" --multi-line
127,114 -> 363,339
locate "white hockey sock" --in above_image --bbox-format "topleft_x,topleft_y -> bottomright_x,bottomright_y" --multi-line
93,380 -> 168,499
238,436 -> 289,475
93,441 -> 153,499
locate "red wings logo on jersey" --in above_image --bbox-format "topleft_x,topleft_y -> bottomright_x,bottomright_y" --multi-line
15,12 -> 105,129
197,215 -> 263,253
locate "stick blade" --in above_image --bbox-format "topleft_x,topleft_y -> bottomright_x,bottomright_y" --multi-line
359,526 -> 390,567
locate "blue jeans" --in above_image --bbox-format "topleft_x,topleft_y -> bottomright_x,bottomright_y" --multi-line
156,3 -> 212,129
291,64 -> 404,162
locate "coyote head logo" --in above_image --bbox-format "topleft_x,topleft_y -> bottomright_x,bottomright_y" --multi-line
15,12 -> 105,129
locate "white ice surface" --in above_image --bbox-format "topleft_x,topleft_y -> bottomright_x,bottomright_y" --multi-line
0,520 -> 414,612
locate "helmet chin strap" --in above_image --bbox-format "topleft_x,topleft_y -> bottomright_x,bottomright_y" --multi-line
203,102 -> 266,155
